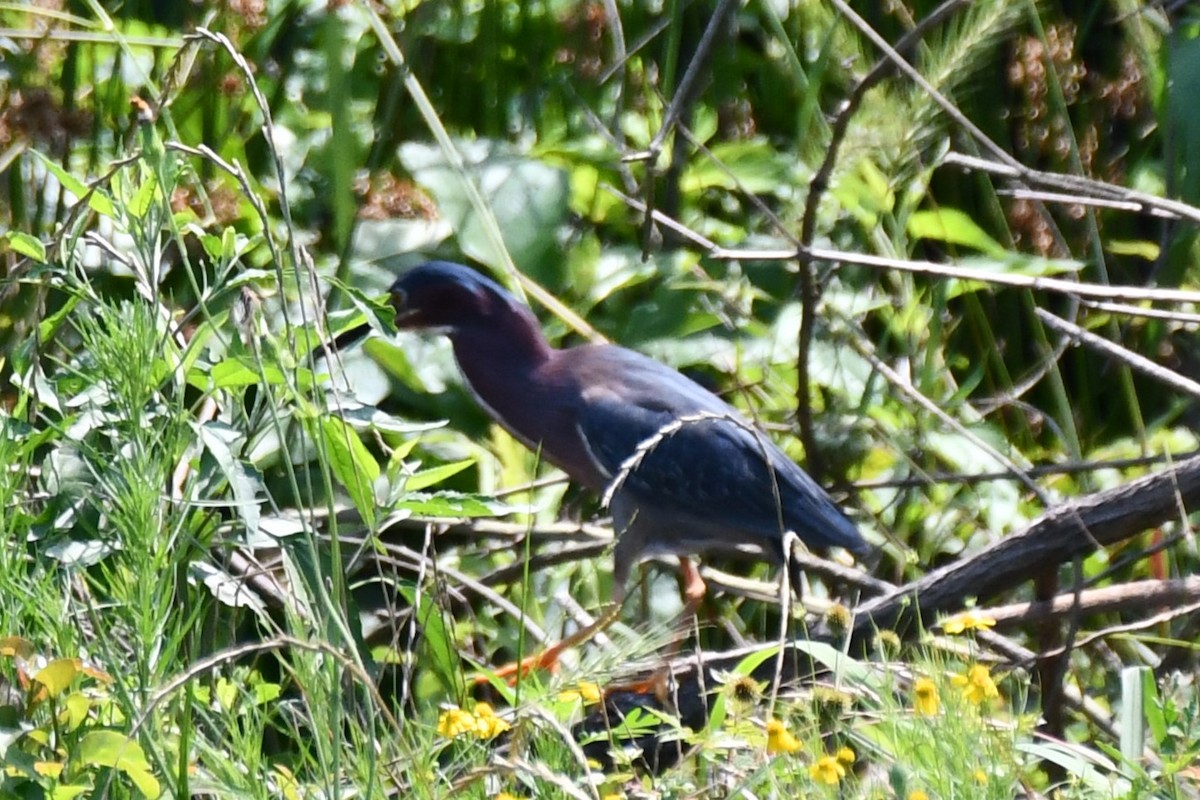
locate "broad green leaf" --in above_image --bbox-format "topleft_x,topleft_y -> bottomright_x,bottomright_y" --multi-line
908,208 -> 1005,257
320,415 -> 381,527
206,358 -> 317,390
1169,30 -> 1200,204
398,584 -> 458,696
1118,666 -> 1147,764
397,492 -> 507,517
215,677 -> 238,711
401,458 -> 474,492
50,781 -> 90,800
76,730 -> 160,797
62,692 -> 90,731
788,640 -> 872,684
34,658 -> 81,698
127,173 -> 158,219
199,421 -> 262,534
122,764 -> 161,798
4,231 -> 46,262
681,139 -> 790,194
208,358 -> 263,389
398,140 -> 569,285
34,152 -> 115,218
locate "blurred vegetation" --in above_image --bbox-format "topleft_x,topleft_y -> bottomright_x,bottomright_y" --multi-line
3,0 -> 1200,797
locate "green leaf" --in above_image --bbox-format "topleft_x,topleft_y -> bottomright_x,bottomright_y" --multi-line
398,140 -> 569,285
681,139 -> 790,194
205,357 -> 317,390
34,658 -> 80,697
128,172 -> 158,219
1106,239 -> 1160,260
397,492 -> 508,517
34,151 -> 115,218
198,421 -> 262,535
908,208 -> 1005,257
398,584 -> 459,696
788,640 -> 872,685
76,730 -> 160,797
1015,742 -> 1122,792
4,231 -> 46,262
215,677 -> 238,711
1142,669 -> 1168,749
1169,30 -> 1200,204
1119,666 -> 1147,764
62,692 -> 90,731
400,459 -> 474,492
208,358 -> 262,389
320,415 -> 381,527
50,783 -> 91,800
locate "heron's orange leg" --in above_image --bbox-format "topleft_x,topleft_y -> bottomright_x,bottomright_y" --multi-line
477,602 -> 622,685
476,559 -> 706,690
604,557 -> 707,700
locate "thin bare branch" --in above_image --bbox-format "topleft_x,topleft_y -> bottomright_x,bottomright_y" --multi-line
976,576 -> 1200,630
1035,307 -> 1200,400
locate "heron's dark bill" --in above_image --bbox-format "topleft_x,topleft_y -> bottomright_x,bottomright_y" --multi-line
389,288 -> 421,328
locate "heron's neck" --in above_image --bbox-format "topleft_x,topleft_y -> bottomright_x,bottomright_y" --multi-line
449,308 -> 555,386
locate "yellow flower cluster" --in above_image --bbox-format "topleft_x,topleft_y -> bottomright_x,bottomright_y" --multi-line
436,702 -> 511,740
952,664 -> 999,705
765,719 -> 856,786
765,719 -> 803,754
941,610 -> 997,635
808,755 -> 846,785
913,677 -> 940,716
557,682 -> 602,705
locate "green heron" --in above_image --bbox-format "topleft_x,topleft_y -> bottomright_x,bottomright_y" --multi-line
390,260 -> 869,675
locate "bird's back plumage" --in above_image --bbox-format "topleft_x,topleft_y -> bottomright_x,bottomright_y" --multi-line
565,345 -> 868,564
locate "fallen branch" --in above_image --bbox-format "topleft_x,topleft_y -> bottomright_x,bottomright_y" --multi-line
978,576 -> 1200,630
851,451 -> 1200,642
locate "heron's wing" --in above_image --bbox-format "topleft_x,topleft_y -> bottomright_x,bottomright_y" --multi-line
575,377 -> 866,555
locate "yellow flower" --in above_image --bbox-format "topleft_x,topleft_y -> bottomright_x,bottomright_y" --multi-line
913,677 -> 940,716
601,794 -> 626,800
437,703 -> 511,739
952,664 -> 1000,705
973,768 -> 987,783
836,746 -> 855,765
473,702 -> 511,738
907,791 -> 929,800
495,793 -> 523,800
436,706 -> 477,739
558,682 -> 602,705
942,610 -> 997,635
808,755 -> 846,785
765,719 -> 803,754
